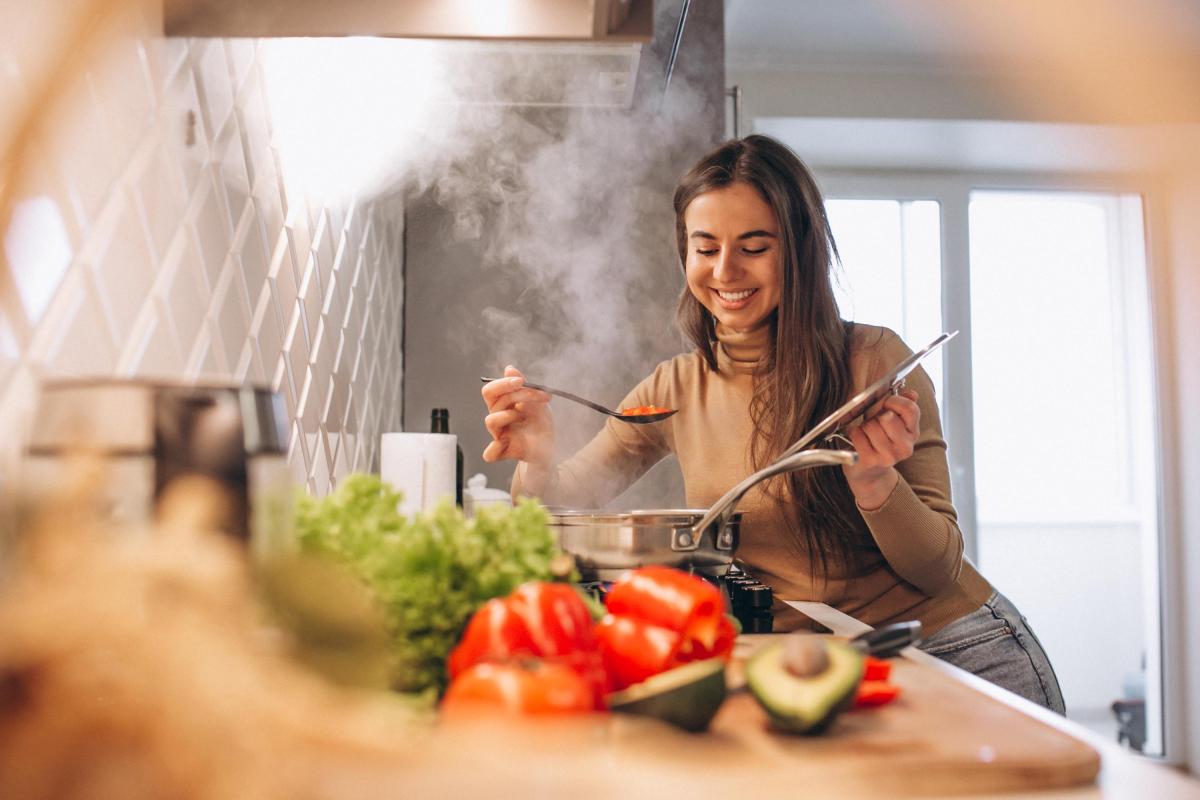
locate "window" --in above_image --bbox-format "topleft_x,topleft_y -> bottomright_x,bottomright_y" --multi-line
823,182 -> 1163,756
969,189 -> 1161,754
825,199 -> 945,403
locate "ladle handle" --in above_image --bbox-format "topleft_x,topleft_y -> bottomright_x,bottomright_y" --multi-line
689,449 -> 858,543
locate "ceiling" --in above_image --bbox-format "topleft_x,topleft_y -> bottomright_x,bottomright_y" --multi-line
721,0 -> 1200,170
724,0 -> 1200,72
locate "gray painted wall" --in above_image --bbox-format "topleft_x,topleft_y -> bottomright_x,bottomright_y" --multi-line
402,0 -> 726,508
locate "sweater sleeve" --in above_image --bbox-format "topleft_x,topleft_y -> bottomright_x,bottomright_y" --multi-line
853,333 -> 964,596
511,365 -> 673,508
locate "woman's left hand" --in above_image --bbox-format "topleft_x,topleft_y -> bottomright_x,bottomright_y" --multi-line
843,388 -> 920,512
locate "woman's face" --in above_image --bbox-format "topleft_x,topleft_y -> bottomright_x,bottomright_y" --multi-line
683,181 -> 781,331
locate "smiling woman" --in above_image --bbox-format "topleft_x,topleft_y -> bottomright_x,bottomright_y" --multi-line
482,134 -> 1065,713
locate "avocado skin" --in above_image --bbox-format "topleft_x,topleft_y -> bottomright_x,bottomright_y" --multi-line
746,638 -> 865,735
608,659 -> 728,732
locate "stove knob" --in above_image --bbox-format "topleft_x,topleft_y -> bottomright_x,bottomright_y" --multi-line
740,583 -> 773,610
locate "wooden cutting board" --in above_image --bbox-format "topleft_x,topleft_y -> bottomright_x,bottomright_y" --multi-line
691,642 -> 1102,796
397,638 -> 1101,799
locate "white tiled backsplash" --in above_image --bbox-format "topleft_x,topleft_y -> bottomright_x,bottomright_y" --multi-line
1,4 -> 405,495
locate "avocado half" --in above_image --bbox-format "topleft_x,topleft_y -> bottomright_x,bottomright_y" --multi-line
608,658 -> 727,732
746,637 -> 865,735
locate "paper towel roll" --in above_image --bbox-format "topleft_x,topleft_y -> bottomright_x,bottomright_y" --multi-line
380,432 -> 458,516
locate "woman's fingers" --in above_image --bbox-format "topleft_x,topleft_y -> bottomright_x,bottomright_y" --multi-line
482,438 -> 508,463
481,365 -> 551,412
484,409 -> 523,439
485,386 -> 550,413
481,375 -> 524,407
875,411 -> 914,458
852,412 -> 912,466
859,417 -> 894,458
881,393 -> 920,434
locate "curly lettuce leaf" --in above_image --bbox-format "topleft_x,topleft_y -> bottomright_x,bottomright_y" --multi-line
294,473 -> 559,694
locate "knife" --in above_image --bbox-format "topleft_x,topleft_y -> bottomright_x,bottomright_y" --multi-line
849,620 -> 923,659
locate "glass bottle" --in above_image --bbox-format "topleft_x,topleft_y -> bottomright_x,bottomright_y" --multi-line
430,408 -> 463,507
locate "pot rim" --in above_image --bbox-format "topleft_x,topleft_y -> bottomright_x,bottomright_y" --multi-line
547,508 -> 744,526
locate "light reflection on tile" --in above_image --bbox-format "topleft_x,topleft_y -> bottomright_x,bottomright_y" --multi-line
5,196 -> 73,325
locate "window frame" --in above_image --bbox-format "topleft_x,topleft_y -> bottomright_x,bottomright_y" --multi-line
815,167 -> 1182,762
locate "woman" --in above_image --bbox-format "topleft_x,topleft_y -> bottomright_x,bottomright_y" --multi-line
480,135 -> 1065,713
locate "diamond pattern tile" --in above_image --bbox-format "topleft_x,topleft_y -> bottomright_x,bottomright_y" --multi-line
1,17 -> 406,494
90,195 -> 156,345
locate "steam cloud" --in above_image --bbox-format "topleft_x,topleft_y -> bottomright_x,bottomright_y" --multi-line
261,1 -> 722,506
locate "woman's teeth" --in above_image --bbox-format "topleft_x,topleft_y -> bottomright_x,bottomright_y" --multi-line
716,288 -> 756,301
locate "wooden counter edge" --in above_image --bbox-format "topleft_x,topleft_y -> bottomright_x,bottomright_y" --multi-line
780,600 -> 1200,799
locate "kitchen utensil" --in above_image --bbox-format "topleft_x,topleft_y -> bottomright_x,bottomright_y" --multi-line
479,377 -> 677,424
22,379 -> 291,550
850,620 -> 924,658
781,330 -> 958,458
549,448 -> 857,580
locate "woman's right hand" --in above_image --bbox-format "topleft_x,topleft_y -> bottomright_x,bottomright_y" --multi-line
481,366 -> 555,471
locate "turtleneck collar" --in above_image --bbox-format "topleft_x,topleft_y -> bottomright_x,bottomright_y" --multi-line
715,319 -> 772,374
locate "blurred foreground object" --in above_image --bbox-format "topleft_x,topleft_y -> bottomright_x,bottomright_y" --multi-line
23,379 -> 292,554
0,469 -> 426,800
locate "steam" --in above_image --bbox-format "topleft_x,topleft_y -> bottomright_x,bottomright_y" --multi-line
260,2 -> 718,506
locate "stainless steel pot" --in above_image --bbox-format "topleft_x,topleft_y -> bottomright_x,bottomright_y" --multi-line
548,448 -> 857,581
549,508 -> 742,581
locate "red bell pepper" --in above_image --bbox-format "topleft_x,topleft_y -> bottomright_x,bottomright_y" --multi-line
507,582 -> 608,705
680,612 -> 737,662
863,656 -> 892,682
595,614 -> 683,691
442,660 -> 595,717
447,596 -> 537,679
854,680 -> 901,708
605,566 -> 727,655
447,582 -> 608,708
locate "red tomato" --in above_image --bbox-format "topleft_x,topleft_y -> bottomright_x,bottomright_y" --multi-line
595,614 -> 683,691
441,661 -> 595,716
854,680 -> 901,708
605,567 -> 724,651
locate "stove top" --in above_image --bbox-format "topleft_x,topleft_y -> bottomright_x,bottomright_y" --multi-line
578,566 -> 774,633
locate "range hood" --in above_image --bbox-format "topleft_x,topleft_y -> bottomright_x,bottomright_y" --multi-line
164,0 -> 651,42
164,0 -> 652,108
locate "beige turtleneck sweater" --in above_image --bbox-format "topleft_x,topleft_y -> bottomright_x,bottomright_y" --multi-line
514,322 -> 993,636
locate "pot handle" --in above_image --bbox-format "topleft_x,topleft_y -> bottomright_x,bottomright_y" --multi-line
686,449 -> 858,546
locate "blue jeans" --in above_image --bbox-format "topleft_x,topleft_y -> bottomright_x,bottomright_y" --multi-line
918,591 -> 1066,714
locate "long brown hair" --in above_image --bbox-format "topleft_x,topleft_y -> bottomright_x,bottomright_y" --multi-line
673,135 -> 866,575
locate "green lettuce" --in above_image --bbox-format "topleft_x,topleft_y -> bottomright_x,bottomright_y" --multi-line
294,473 -> 560,694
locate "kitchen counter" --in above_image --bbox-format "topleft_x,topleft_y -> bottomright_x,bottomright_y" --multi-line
788,601 -> 1200,799
371,603 -> 1200,800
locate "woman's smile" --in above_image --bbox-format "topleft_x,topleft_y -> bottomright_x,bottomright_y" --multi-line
712,287 -> 759,309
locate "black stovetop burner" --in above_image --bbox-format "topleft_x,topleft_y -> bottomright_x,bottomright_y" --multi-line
578,565 -> 774,633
